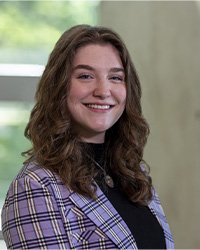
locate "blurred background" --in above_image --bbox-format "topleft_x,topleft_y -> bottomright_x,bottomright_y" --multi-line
0,1 -> 200,248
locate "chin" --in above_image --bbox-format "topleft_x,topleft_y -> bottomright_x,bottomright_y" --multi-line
90,124 -> 111,132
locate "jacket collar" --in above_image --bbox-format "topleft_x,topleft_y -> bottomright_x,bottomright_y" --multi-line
68,184 -> 174,250
68,185 -> 138,249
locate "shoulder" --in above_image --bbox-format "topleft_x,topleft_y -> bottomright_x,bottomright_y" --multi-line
15,160 -> 56,182
7,161 -> 71,201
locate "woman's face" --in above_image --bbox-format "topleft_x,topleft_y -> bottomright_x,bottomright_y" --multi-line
67,44 -> 126,143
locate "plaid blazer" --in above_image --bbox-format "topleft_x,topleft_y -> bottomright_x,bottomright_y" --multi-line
1,163 -> 174,249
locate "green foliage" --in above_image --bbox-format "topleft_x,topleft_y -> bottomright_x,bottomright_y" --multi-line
0,102 -> 32,203
0,103 -> 33,174
0,1 -> 99,50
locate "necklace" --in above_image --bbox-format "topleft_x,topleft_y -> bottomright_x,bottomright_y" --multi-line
86,153 -> 114,188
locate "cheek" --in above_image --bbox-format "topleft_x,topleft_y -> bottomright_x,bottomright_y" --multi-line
116,86 -> 127,105
68,83 -> 91,102
67,90 -> 81,106
68,87 -> 79,101
66,87 -> 78,113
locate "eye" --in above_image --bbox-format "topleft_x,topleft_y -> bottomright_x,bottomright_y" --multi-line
110,76 -> 123,81
78,74 -> 93,79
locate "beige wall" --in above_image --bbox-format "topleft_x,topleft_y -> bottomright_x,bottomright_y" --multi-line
100,1 -> 200,248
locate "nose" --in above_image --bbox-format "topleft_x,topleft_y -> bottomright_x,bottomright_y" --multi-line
93,79 -> 111,99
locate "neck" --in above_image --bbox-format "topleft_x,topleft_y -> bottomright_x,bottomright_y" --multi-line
80,133 -> 105,143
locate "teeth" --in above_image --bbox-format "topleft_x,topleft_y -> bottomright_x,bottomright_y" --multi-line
87,104 -> 110,110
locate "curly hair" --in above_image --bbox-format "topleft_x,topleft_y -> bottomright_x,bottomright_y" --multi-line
23,24 -> 152,206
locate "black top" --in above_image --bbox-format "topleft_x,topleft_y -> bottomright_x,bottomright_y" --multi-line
90,143 -> 166,249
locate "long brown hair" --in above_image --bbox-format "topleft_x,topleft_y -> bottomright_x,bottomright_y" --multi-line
23,24 -> 152,205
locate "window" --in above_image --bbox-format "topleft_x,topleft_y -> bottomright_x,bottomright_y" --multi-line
0,0 -> 99,242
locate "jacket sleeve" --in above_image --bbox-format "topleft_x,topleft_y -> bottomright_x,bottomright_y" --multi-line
1,176 -> 71,249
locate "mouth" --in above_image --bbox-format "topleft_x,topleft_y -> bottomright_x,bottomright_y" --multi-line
84,104 -> 113,110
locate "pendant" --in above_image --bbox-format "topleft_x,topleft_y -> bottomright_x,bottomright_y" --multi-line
105,175 -> 114,188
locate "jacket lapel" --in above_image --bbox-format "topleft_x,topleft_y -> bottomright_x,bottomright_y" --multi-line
68,185 -> 137,249
148,192 -> 174,249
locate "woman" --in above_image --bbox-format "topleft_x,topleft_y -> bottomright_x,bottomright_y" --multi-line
1,25 -> 174,249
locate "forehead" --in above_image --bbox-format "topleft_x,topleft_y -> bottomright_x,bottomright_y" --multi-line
73,44 -> 123,68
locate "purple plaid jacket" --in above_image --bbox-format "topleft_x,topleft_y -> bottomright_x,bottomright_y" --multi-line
1,163 -> 174,249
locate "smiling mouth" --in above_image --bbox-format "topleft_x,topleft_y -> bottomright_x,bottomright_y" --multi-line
85,104 -> 112,110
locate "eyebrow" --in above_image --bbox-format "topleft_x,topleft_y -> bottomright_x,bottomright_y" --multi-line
73,64 -> 94,72
73,64 -> 125,73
